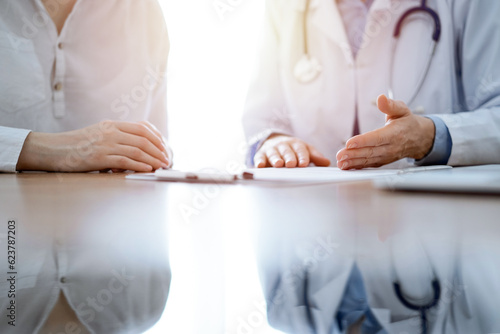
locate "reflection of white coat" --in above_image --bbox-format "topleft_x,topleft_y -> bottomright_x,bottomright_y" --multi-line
260,217 -> 500,334
243,0 -> 500,166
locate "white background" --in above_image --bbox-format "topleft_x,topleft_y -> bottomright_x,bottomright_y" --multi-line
161,0 -> 264,172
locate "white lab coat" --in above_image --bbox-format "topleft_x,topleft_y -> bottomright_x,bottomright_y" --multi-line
243,0 -> 500,166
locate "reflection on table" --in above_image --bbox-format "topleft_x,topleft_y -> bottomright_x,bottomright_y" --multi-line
254,181 -> 500,334
1,171 -> 499,334
0,174 -> 171,334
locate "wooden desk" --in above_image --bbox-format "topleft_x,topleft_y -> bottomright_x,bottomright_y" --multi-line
0,173 -> 499,333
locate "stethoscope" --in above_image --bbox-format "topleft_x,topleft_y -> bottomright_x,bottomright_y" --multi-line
294,0 -> 442,110
293,0 -> 322,83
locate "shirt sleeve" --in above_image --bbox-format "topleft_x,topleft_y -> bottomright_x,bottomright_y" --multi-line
415,116 -> 453,166
0,126 -> 31,173
435,1 -> 500,166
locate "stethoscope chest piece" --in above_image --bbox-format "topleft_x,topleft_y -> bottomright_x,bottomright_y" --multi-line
294,54 -> 322,83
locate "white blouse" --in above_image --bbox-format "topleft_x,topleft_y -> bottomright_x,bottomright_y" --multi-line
0,0 -> 169,172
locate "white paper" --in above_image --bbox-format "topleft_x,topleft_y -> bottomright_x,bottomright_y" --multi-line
244,166 -> 452,183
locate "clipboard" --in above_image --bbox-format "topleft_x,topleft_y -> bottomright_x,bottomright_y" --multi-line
126,168 -> 238,184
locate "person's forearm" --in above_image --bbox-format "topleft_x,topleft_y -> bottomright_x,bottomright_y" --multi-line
16,132 -> 57,171
15,121 -> 171,173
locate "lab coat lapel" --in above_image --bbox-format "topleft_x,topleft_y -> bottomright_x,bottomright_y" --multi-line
308,262 -> 354,334
307,0 -> 411,66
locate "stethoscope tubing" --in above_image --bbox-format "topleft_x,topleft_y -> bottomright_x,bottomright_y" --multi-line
297,0 -> 442,110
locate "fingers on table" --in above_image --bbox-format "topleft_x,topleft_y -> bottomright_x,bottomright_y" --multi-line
116,121 -> 168,155
117,132 -> 169,169
308,145 -> 331,167
259,142 -> 310,168
346,129 -> 390,150
277,143 -> 299,168
107,155 -> 154,172
112,122 -> 169,167
254,151 -> 269,168
291,142 -> 310,167
265,147 -> 285,168
255,141 -> 329,168
337,145 -> 391,170
339,156 -> 388,169
139,121 -> 169,150
139,121 -> 173,166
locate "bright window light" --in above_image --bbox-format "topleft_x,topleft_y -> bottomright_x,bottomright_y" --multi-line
144,1 -> 284,333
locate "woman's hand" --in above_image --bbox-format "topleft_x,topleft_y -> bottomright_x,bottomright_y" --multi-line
17,120 -> 172,172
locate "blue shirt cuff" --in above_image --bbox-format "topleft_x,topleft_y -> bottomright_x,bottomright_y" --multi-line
415,116 -> 453,166
247,141 -> 261,167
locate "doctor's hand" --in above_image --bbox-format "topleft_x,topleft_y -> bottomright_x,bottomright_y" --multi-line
254,134 -> 331,168
336,95 -> 435,170
16,120 -> 172,172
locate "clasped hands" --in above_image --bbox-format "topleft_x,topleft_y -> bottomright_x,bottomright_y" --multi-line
17,120 -> 172,172
254,95 -> 435,169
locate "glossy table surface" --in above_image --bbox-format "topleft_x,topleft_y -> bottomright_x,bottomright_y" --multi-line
0,170 -> 499,334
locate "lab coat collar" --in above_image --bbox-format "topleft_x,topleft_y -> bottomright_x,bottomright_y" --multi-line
294,0 -> 393,11
305,0 -> 419,64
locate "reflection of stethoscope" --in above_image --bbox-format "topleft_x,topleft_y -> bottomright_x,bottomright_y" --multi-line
392,269 -> 440,334
389,237 -> 442,334
294,0 -> 442,109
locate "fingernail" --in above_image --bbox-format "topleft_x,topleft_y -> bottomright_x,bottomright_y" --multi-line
342,162 -> 349,169
348,143 -> 358,149
161,163 -> 169,169
340,155 -> 349,162
273,159 -> 284,167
